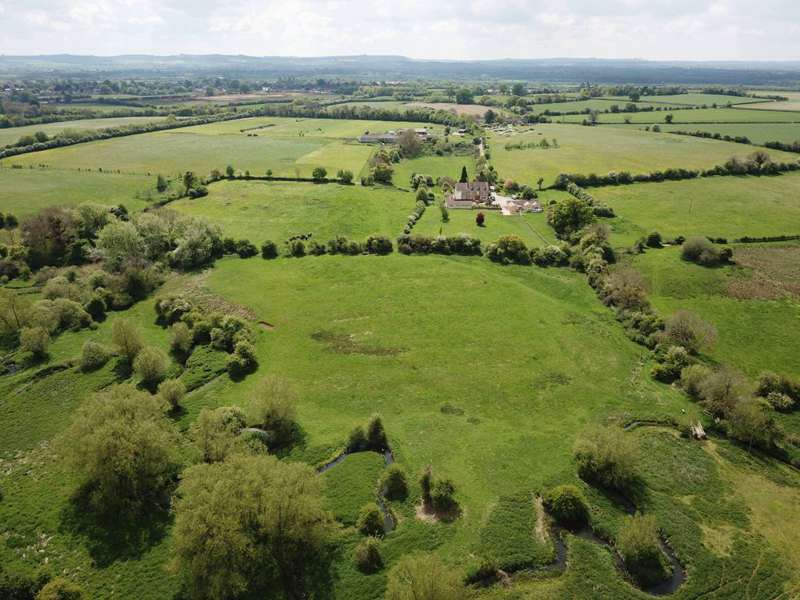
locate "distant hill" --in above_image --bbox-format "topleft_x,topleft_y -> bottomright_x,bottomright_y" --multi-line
2,54 -> 800,84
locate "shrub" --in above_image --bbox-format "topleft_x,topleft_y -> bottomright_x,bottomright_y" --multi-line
385,554 -> 465,600
382,464 -> 409,500
680,364 -> 712,398
645,231 -> 662,248
159,378 -> 186,411
662,310 -> 717,355
80,341 -> 110,371
348,425 -> 368,452
544,484 -> 589,528
357,502 -> 385,537
20,326 -> 50,358
430,478 -> 458,514
485,235 -> 530,265
133,345 -> 169,388
756,370 -> 800,403
419,465 -> 433,505
681,236 -> 730,266
367,414 -> 388,450
365,235 -> 393,255
766,391 -> 794,412
312,166 -> 328,181
287,239 -> 306,257
171,322 -> 193,356
337,169 -> 354,184
244,377 -> 297,448
354,537 -> 383,573
574,426 -> 639,492
227,340 -> 258,377
261,241 -> 279,259
84,295 -> 106,321
234,240 -> 258,258
699,368 -> 750,417
617,514 -> 669,587
35,577 -> 83,600
651,345 -> 690,383
112,318 -> 143,363
727,397 -> 784,450
190,406 -> 247,463
475,212 -> 485,226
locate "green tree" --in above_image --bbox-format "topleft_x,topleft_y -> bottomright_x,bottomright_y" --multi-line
225,165 -> 235,178
35,577 -> 83,600
20,326 -> 50,359
112,318 -> 143,364
133,345 -> 168,388
574,426 -> 639,492
156,174 -> 168,193
171,454 -> 333,600
617,513 -> 669,587
61,384 -> 175,511
183,171 -> 198,193
455,88 -> 474,104
245,376 -> 298,449
191,406 -> 248,463
385,554 -> 466,600
312,167 -> 328,181
398,129 -> 422,157
158,378 -> 186,412
662,310 -> 717,355
547,196 -> 595,239
459,166 -> 468,183
511,82 -> 526,96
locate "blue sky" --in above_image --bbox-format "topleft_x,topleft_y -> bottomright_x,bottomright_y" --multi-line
1,0 -> 799,60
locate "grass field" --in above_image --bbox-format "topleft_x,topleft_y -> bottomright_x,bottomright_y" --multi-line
637,94 -> 774,106
0,116 -> 169,148
488,123 -> 799,187
593,172 -> 800,246
0,117 -> 440,179
392,153 -> 477,189
170,180 -> 415,242
629,243 -> 800,378
0,166 -> 157,216
557,107 -> 800,124
610,122 -> 800,144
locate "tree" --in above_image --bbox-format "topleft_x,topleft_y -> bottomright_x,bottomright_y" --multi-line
191,406 -> 248,463
245,376 -> 298,449
455,88 -> 474,104
96,221 -> 146,271
312,167 -> 327,182
134,345 -> 169,388
354,537 -> 383,573
112,318 -> 143,364
574,426 -> 639,492
511,82 -> 526,96
337,169 -> 354,184
21,206 -> 78,269
398,129 -> 422,157
183,171 -> 198,193
61,384 -> 175,511
20,326 -> 50,359
537,176 -> 544,190
366,414 -> 388,450
475,212 -> 485,227
171,454 -> 333,600
158,378 -> 186,412
170,322 -> 193,356
156,174 -> 168,193
662,310 -> 717,355
80,341 -> 110,372
225,165 -> 235,178
727,397 -> 783,451
385,554 -> 465,600
484,109 -> 497,124
617,514 -> 669,587
35,577 -> 83,600
382,464 -> 409,500
544,485 -> 589,528
459,166 -> 468,183
664,114 -> 674,124
547,196 -> 595,239
357,502 -> 385,537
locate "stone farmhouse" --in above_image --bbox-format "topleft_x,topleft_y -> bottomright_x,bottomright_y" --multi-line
446,181 -> 491,208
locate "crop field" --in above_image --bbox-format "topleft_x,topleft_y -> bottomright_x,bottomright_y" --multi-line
0,117 -> 440,179
170,180 -> 416,242
610,122 -> 800,144
593,172 -> 800,247
558,107 -> 800,124
629,244 -> 800,379
0,116 -> 169,148
487,123 -> 799,187
0,166 -> 156,215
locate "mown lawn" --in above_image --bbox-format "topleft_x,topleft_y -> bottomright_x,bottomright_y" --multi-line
488,124 -> 799,187
594,172 -> 800,247
170,180 -> 415,242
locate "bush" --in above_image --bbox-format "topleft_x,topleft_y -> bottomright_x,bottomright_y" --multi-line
485,235 -> 530,265
766,391 -> 794,412
244,377 -> 297,449
20,326 -> 50,358
80,341 -> 110,371
364,235 -> 393,255
159,378 -> 186,411
133,345 -> 169,388
617,514 -> 669,587
681,236 -> 730,266
756,370 -> 800,403
651,345 -> 690,383
366,414 -> 388,450
382,464 -> 409,500
680,364 -> 712,398
645,231 -> 662,248
357,502 -> 385,537
261,240 -> 279,259
227,340 -> 258,377
35,577 -> 83,600
430,478 -> 458,514
312,166 -> 328,181
348,425 -> 368,452
699,368 -> 750,417
337,169 -> 354,184
354,537 -> 383,573
662,310 -> 717,355
234,240 -> 258,258
171,321 -> 193,356
574,426 -> 639,492
112,318 -> 143,363
544,484 -> 589,528
286,239 -> 306,257
385,554 -> 465,600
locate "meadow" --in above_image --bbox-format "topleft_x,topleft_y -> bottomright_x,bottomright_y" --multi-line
488,124 -> 799,187
592,172 -> 800,247
170,180 -> 416,242
611,122 -> 800,144
0,116 -> 169,148
0,116 -> 441,179
628,243 -> 800,379
557,107 -> 800,124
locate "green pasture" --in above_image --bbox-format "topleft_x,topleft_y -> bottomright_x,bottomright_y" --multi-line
488,124 -> 799,187
392,153 -> 477,189
170,180 -> 415,242
593,172 -> 800,247
557,107 -> 800,124
530,98 -> 690,114
610,122 -> 800,144
637,93 -> 774,106
0,116 -> 169,148
0,166 -> 156,216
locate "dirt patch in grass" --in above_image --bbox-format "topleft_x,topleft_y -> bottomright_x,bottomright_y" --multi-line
726,245 -> 800,300
310,330 -> 403,356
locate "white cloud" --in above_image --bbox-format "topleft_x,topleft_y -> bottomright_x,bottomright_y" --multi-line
1,0 -> 799,60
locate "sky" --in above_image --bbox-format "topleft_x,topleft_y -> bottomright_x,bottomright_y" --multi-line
1,0 -> 800,61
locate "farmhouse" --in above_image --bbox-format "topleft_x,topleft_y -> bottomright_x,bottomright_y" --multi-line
358,132 -> 398,144
446,181 -> 491,208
